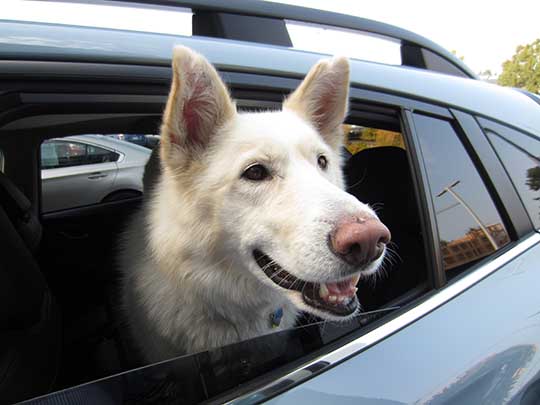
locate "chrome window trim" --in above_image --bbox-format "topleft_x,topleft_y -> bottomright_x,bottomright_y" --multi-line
228,233 -> 540,404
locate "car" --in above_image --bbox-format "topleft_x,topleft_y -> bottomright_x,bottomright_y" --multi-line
106,133 -> 160,149
1,1 -> 540,404
41,135 -> 151,212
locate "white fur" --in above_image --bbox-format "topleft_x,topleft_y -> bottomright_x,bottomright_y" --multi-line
120,47 -> 385,363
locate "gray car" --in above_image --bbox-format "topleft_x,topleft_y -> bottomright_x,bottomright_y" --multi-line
1,1 -> 540,404
41,135 -> 151,212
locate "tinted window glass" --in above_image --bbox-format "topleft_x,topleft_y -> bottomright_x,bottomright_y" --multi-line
413,114 -> 510,277
343,124 -> 404,156
41,140 -> 119,169
86,144 -> 119,164
480,118 -> 540,229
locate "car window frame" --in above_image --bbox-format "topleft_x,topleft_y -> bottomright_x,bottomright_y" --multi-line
454,111 -> 532,238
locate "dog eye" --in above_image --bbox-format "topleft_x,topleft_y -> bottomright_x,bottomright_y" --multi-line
242,164 -> 270,181
318,155 -> 328,170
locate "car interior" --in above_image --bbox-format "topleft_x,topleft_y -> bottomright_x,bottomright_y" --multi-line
0,88 -> 429,403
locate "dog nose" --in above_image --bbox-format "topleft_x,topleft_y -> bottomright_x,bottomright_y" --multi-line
330,217 -> 391,266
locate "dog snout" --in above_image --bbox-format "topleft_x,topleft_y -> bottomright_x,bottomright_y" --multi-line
330,216 -> 391,267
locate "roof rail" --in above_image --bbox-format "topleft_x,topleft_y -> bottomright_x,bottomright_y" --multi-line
30,0 -> 477,79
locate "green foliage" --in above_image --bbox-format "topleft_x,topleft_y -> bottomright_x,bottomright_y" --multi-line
498,39 -> 540,94
451,50 -> 465,61
478,69 -> 495,81
526,166 -> 540,191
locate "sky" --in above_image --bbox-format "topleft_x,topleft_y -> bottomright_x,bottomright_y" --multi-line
1,0 -> 539,75
277,0 -> 540,76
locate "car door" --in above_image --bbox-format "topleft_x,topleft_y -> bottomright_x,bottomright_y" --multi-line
261,108 -> 540,405
41,138 -> 119,212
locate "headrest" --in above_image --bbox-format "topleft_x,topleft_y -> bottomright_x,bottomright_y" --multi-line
344,146 -> 415,227
0,172 -> 42,253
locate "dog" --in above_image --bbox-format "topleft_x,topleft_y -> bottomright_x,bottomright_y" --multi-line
120,46 -> 391,364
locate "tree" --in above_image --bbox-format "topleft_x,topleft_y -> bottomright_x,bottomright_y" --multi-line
451,50 -> 465,61
478,69 -> 495,82
498,39 -> 540,94
526,166 -> 540,192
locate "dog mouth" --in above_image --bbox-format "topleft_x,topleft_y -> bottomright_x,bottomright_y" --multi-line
253,249 -> 359,316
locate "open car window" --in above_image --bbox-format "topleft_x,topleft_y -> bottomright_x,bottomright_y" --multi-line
39,135 -> 152,213
29,100 -> 430,403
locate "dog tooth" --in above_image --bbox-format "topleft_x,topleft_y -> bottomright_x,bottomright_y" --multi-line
329,295 -> 337,303
319,283 -> 329,298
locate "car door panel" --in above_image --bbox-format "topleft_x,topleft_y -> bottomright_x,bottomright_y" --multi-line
267,236 -> 540,404
42,162 -> 118,212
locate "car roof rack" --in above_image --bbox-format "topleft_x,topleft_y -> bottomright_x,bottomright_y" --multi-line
31,0 -> 477,79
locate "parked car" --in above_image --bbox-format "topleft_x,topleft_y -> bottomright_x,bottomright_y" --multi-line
41,135 -> 151,212
106,133 -> 160,149
1,1 -> 540,404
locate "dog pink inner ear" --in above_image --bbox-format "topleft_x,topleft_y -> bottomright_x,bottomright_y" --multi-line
182,91 -> 205,147
177,71 -> 214,148
313,88 -> 340,133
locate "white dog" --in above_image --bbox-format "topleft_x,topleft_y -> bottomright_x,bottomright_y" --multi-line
120,46 -> 390,363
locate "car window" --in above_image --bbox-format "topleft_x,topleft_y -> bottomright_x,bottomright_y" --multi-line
41,140 -> 82,169
479,118 -> 540,229
342,120 -> 427,310
413,113 -> 510,279
86,144 -> 119,164
41,140 -> 119,169
34,107 -> 428,400
343,124 -> 405,155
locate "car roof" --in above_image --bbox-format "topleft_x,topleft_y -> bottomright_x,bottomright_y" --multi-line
1,19 -> 539,137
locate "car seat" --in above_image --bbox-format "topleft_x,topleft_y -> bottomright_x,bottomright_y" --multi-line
344,146 -> 426,310
0,172 -> 61,403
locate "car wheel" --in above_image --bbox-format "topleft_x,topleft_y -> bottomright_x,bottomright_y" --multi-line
101,190 -> 142,203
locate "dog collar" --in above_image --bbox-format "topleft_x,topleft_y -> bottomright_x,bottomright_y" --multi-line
270,307 -> 283,328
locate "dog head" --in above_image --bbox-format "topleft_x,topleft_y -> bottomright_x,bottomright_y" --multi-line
158,46 -> 390,321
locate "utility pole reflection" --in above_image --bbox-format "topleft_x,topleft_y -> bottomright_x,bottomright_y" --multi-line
436,180 -> 498,250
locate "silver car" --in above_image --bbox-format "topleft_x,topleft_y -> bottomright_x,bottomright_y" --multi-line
40,135 -> 151,212
3,1 -> 540,404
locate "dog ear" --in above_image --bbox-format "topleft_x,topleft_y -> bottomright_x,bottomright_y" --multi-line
283,57 -> 349,149
160,46 -> 236,165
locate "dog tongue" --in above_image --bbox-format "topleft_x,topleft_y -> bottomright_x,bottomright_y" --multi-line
319,274 -> 360,304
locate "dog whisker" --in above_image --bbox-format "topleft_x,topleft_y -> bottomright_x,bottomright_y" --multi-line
346,168 -> 367,190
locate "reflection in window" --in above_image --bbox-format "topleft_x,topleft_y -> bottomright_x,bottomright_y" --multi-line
343,125 -> 404,156
480,118 -> 540,229
413,114 -> 509,277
